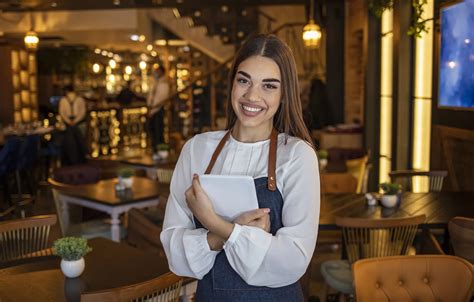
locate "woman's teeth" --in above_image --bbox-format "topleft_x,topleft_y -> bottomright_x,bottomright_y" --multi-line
242,104 -> 263,112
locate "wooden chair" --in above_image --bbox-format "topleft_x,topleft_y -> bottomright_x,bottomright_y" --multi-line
346,155 -> 370,193
0,214 -> 57,263
156,167 -> 174,185
449,216 -> 474,264
320,173 -> 358,193
81,272 -> 183,302
389,170 -> 448,192
319,215 -> 425,300
353,255 -> 473,302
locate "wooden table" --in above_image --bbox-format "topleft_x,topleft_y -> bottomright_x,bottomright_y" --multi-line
0,237 -> 170,302
56,177 -> 160,242
320,192 -> 474,230
120,154 -> 178,180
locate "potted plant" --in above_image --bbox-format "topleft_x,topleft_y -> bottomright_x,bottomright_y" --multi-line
379,182 -> 402,208
157,143 -> 170,159
117,167 -> 134,188
53,237 -> 92,278
318,149 -> 328,171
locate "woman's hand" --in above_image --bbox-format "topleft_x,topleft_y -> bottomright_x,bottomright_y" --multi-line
234,209 -> 271,233
185,174 -> 217,229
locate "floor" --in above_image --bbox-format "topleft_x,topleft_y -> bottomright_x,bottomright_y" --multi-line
2,174 -> 343,302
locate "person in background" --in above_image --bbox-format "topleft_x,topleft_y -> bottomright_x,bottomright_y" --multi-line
58,85 -> 87,165
147,66 -> 170,156
116,81 -> 137,106
160,34 -> 320,301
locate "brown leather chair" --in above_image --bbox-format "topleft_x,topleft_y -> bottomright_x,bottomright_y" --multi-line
353,255 -> 473,302
81,272 -> 183,302
449,216 -> 474,264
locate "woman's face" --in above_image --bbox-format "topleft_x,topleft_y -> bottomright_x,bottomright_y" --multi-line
231,55 -> 282,136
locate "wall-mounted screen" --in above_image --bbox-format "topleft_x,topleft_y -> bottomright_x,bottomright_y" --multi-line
438,0 -> 474,109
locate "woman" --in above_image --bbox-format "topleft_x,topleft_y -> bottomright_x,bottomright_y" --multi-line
160,34 -> 320,301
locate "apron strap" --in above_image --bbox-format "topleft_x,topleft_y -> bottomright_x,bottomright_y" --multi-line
204,129 -> 278,191
204,130 -> 232,174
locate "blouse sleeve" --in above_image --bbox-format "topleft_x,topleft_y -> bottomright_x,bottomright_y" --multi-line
160,138 -> 220,279
223,141 -> 320,287
58,98 -> 70,123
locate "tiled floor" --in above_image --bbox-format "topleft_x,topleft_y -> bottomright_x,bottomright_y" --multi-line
2,181 -> 342,302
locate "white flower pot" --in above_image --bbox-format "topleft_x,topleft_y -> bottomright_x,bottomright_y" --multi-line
158,150 -> 169,159
119,177 -> 133,189
319,158 -> 328,171
381,195 -> 398,208
61,258 -> 85,278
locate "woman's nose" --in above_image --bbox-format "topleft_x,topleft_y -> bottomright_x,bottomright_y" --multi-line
244,86 -> 261,102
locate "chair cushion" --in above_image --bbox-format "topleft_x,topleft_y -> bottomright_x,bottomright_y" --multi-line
53,165 -> 100,185
320,260 -> 354,294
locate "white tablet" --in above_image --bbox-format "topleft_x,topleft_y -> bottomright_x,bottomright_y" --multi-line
199,174 -> 259,221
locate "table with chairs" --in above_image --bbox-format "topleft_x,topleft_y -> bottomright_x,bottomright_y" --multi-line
0,236 -> 182,302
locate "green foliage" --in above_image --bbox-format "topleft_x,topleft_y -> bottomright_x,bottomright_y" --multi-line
157,143 -> 170,151
118,167 -> 134,178
380,182 -> 401,195
318,149 -> 328,160
53,237 -> 92,261
369,0 -> 393,18
369,0 -> 431,37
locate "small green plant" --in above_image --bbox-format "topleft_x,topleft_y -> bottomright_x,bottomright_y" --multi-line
380,182 -> 401,195
53,237 -> 92,261
318,149 -> 328,160
117,167 -> 134,178
157,143 -> 170,151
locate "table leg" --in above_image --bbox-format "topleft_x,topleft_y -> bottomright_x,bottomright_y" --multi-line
111,212 -> 121,242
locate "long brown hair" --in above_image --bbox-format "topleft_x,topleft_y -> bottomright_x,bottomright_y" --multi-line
225,34 -> 314,148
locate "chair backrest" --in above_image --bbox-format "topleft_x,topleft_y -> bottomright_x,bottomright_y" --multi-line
346,155 -> 369,193
156,168 -> 173,184
18,135 -> 41,169
353,255 -> 473,302
0,137 -> 22,176
0,215 -> 57,263
80,272 -> 183,302
336,215 -> 426,264
449,216 -> 474,264
52,164 -> 101,185
321,173 -> 358,193
389,170 -> 448,192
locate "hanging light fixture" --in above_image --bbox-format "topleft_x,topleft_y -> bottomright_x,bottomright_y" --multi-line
24,12 -> 39,50
302,0 -> 322,49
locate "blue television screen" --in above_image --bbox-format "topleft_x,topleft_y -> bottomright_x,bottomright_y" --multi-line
439,0 -> 474,109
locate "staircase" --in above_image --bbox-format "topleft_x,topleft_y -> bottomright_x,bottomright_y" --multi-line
149,9 -> 234,64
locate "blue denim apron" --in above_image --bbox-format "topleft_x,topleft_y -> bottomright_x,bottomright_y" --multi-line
194,129 -> 304,302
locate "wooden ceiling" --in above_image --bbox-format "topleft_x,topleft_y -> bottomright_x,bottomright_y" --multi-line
0,0 -> 307,12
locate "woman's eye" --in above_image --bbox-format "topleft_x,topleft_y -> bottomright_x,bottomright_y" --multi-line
237,78 -> 249,85
263,84 -> 278,90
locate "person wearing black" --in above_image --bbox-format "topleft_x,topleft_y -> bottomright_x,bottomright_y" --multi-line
147,66 -> 170,154
116,81 -> 136,106
58,85 -> 87,165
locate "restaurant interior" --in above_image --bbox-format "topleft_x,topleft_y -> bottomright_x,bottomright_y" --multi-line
0,0 -> 473,301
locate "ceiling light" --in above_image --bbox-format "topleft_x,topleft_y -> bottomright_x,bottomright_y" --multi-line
113,54 -> 121,61
107,52 -> 114,58
92,63 -> 101,74
302,0 -> 322,49
138,35 -> 146,42
94,48 -> 101,54
24,31 -> 39,50
124,65 -> 133,75
130,34 -> 139,41
147,44 -> 153,51
109,59 -> 117,69
101,50 -> 108,56
139,61 -> 147,70
155,39 -> 167,46
151,50 -> 158,57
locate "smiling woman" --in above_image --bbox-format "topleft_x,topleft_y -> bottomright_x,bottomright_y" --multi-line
160,34 -> 320,302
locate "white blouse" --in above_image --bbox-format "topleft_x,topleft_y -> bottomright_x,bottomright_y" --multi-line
160,131 -> 320,288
